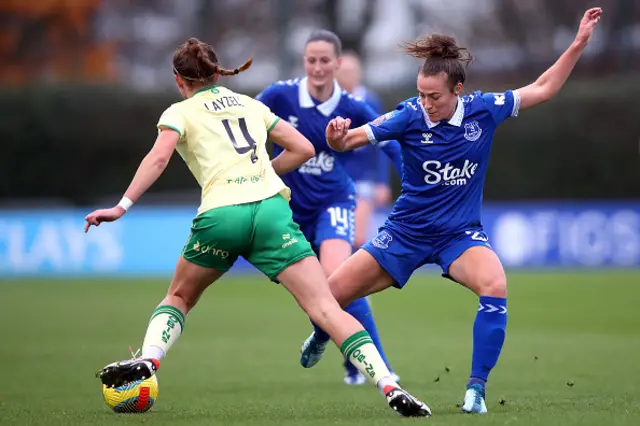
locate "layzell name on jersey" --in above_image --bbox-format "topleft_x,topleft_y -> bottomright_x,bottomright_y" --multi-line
257,78 -> 384,217
364,90 -> 520,238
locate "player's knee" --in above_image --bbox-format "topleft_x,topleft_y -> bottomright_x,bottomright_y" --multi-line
474,271 -> 507,298
305,299 -> 338,327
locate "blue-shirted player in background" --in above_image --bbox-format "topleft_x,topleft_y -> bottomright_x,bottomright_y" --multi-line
257,30 -> 403,386
335,51 -> 399,385
300,8 -> 602,414
337,51 -> 396,248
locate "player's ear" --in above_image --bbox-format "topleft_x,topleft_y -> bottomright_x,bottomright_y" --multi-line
336,56 -> 343,69
453,82 -> 463,96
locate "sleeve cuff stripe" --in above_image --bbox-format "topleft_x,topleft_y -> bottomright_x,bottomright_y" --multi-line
158,124 -> 183,136
512,90 -> 521,117
364,124 -> 378,145
267,117 -> 280,134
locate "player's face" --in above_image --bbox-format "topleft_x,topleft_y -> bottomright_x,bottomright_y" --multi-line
417,72 -> 462,122
304,41 -> 341,89
336,55 -> 361,94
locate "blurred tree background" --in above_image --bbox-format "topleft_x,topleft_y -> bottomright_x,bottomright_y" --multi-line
0,0 -> 638,206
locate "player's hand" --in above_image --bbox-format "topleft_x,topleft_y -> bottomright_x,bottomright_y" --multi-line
575,7 -> 602,46
326,116 -> 351,143
84,206 -> 126,233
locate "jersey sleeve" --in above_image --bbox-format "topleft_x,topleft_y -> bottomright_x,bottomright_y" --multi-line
480,90 -> 521,125
157,104 -> 186,138
363,102 -> 412,145
254,99 -> 281,134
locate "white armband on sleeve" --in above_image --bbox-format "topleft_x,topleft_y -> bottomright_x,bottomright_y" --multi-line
363,124 -> 378,145
512,90 -> 521,117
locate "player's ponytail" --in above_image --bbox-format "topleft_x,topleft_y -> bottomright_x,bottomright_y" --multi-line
173,37 -> 252,84
400,34 -> 473,92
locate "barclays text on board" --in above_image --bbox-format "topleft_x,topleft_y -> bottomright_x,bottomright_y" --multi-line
1,203 -> 639,277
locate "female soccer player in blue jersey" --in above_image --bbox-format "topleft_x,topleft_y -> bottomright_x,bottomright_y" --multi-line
257,30 -> 402,385
337,51 -> 395,249
301,8 -> 602,414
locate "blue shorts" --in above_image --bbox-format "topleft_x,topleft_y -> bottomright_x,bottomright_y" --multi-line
296,200 -> 355,252
362,222 -> 492,288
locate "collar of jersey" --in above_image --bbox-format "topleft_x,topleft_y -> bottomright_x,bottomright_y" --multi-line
298,77 -> 342,117
422,97 -> 464,128
352,85 -> 367,100
193,85 -> 219,97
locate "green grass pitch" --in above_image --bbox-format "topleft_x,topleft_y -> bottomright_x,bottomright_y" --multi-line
1,271 -> 640,425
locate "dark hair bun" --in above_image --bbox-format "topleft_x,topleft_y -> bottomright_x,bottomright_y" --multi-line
401,34 -> 472,63
423,35 -> 461,59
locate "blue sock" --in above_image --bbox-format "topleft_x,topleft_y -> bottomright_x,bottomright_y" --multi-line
469,296 -> 508,388
344,297 -> 391,372
311,320 -> 331,343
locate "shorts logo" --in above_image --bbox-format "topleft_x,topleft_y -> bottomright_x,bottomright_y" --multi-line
463,120 -> 482,142
465,230 -> 490,245
192,240 -> 229,258
372,231 -> 392,249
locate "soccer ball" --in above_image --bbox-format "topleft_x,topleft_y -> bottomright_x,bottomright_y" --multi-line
102,375 -> 159,413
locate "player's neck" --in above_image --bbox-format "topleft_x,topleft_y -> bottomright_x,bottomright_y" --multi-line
443,99 -> 459,121
307,80 -> 334,103
184,83 -> 218,99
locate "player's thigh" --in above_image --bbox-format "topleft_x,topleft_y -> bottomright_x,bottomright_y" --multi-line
354,196 -> 374,247
359,226 -> 429,289
315,201 -> 355,272
318,239 -> 352,277
168,256 -> 225,311
328,249 -> 395,307
442,233 -> 507,297
247,194 -> 316,281
277,256 -> 337,314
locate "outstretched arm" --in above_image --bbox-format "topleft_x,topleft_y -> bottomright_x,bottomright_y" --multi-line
518,7 -> 602,110
84,129 -> 179,232
325,117 -> 369,152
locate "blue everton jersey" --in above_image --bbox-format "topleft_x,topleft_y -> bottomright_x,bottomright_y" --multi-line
257,78 -> 390,218
364,90 -> 521,237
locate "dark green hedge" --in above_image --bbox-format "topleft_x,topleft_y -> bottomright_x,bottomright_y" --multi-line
1,79 -> 638,205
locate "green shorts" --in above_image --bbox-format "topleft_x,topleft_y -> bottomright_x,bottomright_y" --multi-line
182,194 -> 315,281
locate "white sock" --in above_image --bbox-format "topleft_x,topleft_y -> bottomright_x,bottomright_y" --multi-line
376,375 -> 399,395
141,345 -> 165,361
141,305 -> 185,361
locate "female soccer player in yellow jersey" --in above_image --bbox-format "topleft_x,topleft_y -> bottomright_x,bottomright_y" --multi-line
84,37 -> 430,417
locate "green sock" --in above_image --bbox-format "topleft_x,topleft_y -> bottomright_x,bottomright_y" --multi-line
340,330 -> 393,386
141,305 -> 185,360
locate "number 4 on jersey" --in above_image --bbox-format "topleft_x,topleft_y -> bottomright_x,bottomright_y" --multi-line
221,118 -> 258,163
